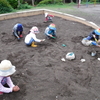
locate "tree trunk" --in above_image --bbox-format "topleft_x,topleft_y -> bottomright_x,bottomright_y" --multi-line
32,0 -> 34,6
70,0 -> 73,3
63,0 -> 65,3
18,0 -> 21,8
79,0 -> 81,4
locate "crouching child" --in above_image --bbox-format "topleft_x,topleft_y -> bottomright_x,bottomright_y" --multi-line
0,60 -> 20,95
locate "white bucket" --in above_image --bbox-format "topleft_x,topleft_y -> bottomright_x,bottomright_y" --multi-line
66,52 -> 75,60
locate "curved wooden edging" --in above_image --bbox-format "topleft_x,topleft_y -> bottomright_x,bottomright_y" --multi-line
0,9 -> 99,29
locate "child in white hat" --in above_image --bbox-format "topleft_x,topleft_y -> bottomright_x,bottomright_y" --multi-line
25,26 -> 45,47
0,60 -> 20,95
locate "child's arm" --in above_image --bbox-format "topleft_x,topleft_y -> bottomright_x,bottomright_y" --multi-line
0,77 -> 13,93
7,77 -> 15,88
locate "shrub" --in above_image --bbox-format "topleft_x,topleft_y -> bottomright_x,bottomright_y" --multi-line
17,3 -> 33,9
0,0 -> 13,14
7,0 -> 24,9
38,0 -> 63,5
7,0 -> 18,9
39,0 -> 53,5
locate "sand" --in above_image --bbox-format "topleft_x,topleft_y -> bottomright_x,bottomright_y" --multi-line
0,6 -> 100,100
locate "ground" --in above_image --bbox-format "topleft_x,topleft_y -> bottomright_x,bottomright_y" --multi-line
0,5 -> 100,100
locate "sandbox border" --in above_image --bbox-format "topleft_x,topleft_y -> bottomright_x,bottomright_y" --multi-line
0,9 -> 99,29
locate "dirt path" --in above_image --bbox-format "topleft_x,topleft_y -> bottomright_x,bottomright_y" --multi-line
54,4 -> 100,26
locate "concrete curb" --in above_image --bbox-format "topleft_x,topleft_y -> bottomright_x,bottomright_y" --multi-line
0,9 -> 99,29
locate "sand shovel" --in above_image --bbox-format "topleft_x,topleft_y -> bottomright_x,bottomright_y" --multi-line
52,36 -> 56,39
94,37 -> 98,42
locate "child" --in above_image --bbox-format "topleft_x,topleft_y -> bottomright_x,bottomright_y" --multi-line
12,23 -> 24,41
44,13 -> 54,22
44,23 -> 57,39
0,60 -> 20,95
24,26 -> 45,47
81,28 -> 100,47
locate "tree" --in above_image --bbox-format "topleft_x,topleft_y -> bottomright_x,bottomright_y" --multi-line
32,0 -> 34,6
70,0 -> 74,3
17,0 -> 21,7
63,0 -> 65,3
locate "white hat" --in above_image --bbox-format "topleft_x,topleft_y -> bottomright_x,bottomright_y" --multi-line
30,26 -> 39,34
45,13 -> 48,17
0,60 -> 16,76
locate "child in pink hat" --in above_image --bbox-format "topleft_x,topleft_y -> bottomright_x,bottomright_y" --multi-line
25,26 -> 45,47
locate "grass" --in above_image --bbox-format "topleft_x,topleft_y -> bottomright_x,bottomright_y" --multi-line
0,2 -> 97,14
15,2 -> 96,12
35,3 -> 77,9
9,3 -> 76,13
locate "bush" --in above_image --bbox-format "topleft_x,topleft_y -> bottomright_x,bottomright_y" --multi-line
7,0 -> 24,9
0,0 -> 13,14
39,0 -> 53,5
7,0 -> 18,9
17,3 -> 33,9
55,0 -> 63,4
38,0 -> 63,5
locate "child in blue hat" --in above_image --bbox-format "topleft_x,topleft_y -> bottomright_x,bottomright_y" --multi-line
12,23 -> 24,41
82,28 -> 100,47
44,23 -> 57,39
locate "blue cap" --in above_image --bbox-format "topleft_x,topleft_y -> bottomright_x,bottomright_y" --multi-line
17,24 -> 23,31
94,29 -> 100,35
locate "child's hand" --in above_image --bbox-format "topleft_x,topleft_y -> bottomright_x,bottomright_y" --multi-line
93,35 -> 96,38
13,85 -> 20,92
49,34 -> 53,37
41,39 -> 45,42
42,39 -> 45,41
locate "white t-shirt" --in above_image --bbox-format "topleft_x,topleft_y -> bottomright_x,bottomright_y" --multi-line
25,32 -> 41,43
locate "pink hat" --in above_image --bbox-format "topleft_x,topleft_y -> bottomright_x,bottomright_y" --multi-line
30,26 -> 39,34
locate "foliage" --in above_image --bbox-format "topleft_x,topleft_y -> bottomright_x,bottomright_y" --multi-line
38,0 -> 53,4
7,0 -> 24,9
0,0 -> 13,14
37,2 -> 76,7
7,0 -> 18,9
35,0 -> 42,5
89,0 -> 100,3
38,0 -> 63,5
17,3 -> 33,9
82,0 -> 99,3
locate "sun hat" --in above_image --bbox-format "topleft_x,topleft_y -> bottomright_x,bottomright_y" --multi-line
45,13 -> 48,17
0,60 -> 16,76
30,26 -> 39,34
17,23 -> 23,31
94,28 -> 100,35
49,23 -> 56,31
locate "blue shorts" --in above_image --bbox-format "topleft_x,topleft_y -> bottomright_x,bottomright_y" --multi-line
25,38 -> 35,46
